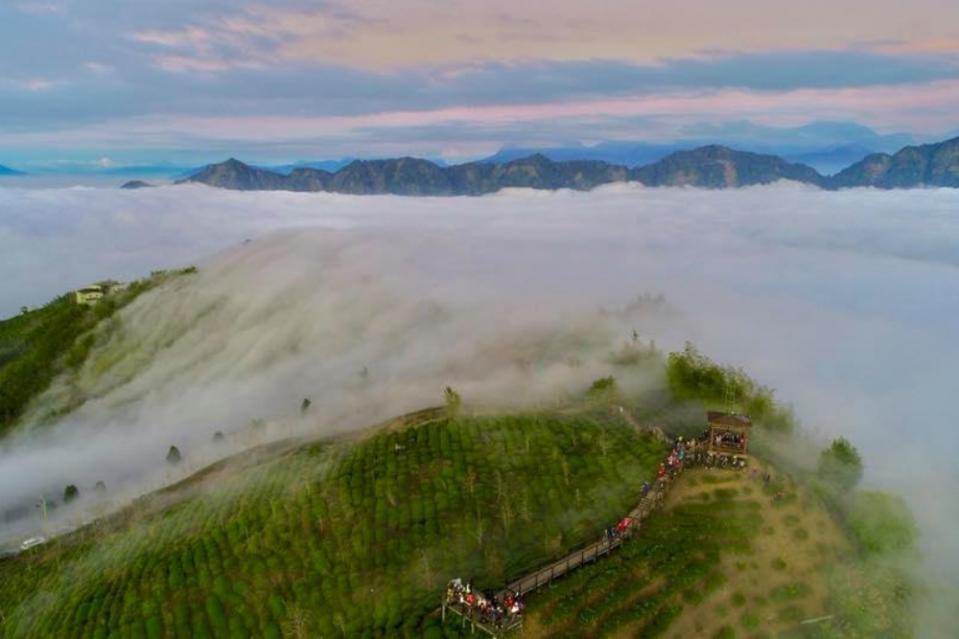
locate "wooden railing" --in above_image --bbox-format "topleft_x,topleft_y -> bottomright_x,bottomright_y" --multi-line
438,435 -> 744,636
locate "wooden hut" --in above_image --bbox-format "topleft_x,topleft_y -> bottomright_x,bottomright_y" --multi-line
705,411 -> 751,454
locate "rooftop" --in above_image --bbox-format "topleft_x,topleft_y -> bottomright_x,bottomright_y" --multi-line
706,411 -> 752,428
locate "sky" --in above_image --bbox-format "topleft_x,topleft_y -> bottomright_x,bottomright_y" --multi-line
1,0 -> 959,169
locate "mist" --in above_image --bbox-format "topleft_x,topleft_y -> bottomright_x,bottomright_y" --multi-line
1,182 -> 957,629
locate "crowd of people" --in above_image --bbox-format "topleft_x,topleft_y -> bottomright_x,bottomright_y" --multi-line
710,429 -> 748,452
445,578 -> 524,629
603,516 -> 634,541
668,432 -> 749,469
655,435 -> 691,484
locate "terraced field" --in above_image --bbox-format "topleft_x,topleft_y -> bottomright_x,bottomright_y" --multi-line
0,411 -> 665,638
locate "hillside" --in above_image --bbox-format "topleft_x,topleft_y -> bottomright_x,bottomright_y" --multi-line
0,269 -> 193,436
181,155 -> 627,195
0,409 -> 667,637
185,159 -> 291,191
829,136 -> 959,188
631,145 -> 825,188
180,135 -> 959,194
523,464 -> 845,638
0,339 -> 920,638
120,180 -> 155,190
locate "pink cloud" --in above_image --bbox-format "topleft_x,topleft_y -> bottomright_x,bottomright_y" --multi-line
172,79 -> 953,136
871,38 -> 959,55
3,79 -> 955,157
124,2 -> 959,72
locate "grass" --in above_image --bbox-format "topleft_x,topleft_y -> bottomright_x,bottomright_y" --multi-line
519,488 -> 761,637
739,610 -> 760,631
0,269 -> 191,435
776,605 -> 805,623
0,411 -> 665,638
769,582 -> 812,603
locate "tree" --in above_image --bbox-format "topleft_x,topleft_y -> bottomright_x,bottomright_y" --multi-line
94,480 -> 106,492
847,491 -> 917,556
212,431 -> 225,443
63,484 -> 79,503
817,437 -> 863,490
444,386 -> 461,414
166,445 -> 182,465
300,398 -> 312,414
586,376 -> 617,399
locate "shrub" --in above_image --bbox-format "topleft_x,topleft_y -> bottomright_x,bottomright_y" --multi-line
665,343 -> 793,432
817,437 -> 863,491
740,611 -> 759,630
847,491 -> 917,556
443,387 -> 461,414
827,560 -> 914,637
587,376 -> 616,398
714,626 -> 737,639
769,582 -> 811,603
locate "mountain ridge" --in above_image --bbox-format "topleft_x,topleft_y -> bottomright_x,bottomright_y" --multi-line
180,136 -> 959,194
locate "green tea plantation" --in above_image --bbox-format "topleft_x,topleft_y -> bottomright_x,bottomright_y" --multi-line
0,411 -> 665,638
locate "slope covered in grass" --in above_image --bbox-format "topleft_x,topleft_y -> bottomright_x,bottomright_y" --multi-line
0,295 -> 95,431
0,410 -> 665,638
521,471 -> 763,638
522,465 -> 917,639
0,269 -> 194,435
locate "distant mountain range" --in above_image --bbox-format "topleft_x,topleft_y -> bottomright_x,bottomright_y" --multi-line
120,180 -> 155,190
0,165 -> 26,176
478,122 -> 922,173
479,141 -> 885,175
830,138 -> 959,188
181,136 -> 959,194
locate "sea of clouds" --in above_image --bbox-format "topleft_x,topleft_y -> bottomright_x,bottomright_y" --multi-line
0,182 -> 957,627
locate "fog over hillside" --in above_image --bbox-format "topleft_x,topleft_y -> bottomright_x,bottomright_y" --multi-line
1,183 -> 958,629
